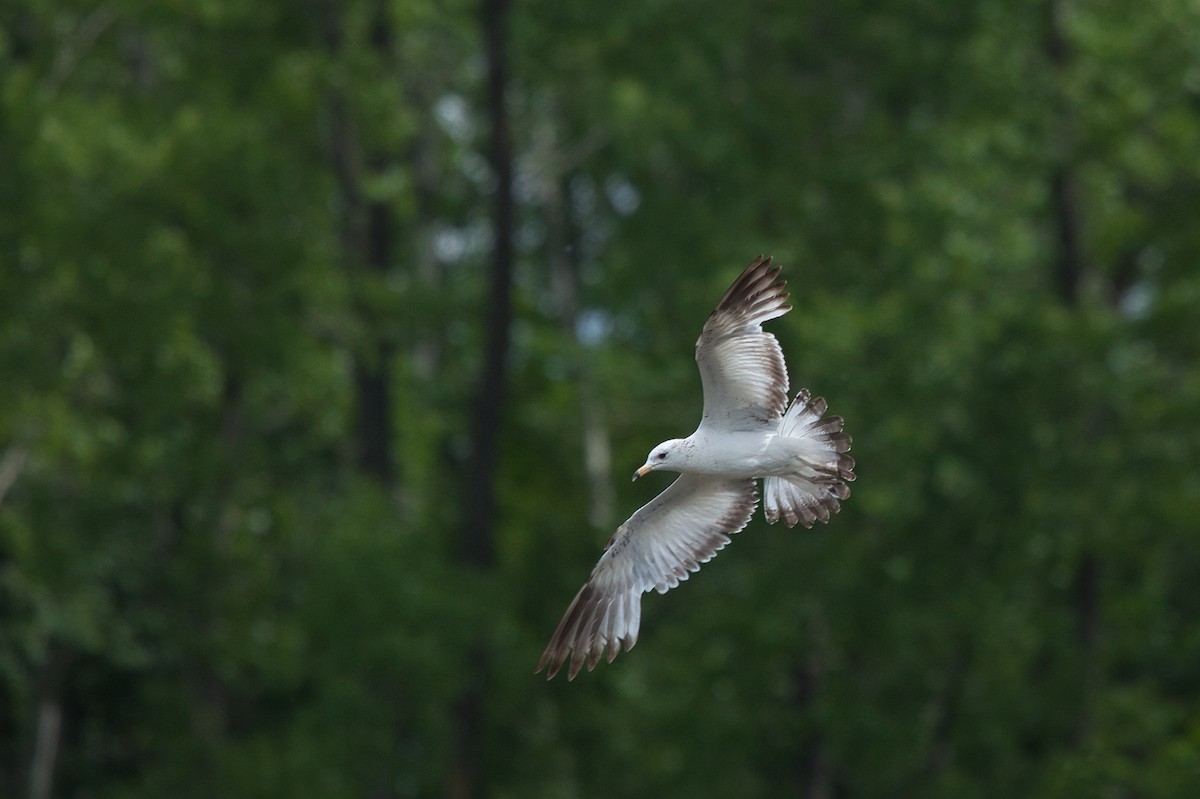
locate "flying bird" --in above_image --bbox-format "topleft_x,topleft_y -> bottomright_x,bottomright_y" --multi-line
536,256 -> 855,680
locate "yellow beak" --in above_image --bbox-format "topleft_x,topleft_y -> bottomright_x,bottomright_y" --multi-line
633,464 -> 653,482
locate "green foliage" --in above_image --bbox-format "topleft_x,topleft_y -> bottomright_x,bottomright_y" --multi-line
2,0 -> 1199,796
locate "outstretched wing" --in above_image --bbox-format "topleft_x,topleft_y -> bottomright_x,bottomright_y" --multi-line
536,475 -> 758,680
696,256 -> 792,431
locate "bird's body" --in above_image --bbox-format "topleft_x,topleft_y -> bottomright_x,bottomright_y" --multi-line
537,256 -> 855,680
659,429 -> 826,478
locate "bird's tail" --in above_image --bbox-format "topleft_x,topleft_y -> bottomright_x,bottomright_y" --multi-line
763,389 -> 856,528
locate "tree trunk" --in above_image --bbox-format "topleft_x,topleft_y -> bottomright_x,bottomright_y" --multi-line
448,0 -> 513,796
1049,170 -> 1084,307
535,136 -> 614,529
1070,551 -> 1100,744
353,195 -> 398,485
26,644 -> 68,799
1046,0 -> 1102,747
0,446 -> 28,507
27,691 -> 62,799
320,0 -> 397,487
794,653 -> 832,799
793,606 -> 834,799
460,0 -> 513,571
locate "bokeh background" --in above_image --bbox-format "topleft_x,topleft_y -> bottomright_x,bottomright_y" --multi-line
3,0 -> 1200,796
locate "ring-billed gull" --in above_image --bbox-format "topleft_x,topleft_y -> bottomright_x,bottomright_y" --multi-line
536,256 -> 855,680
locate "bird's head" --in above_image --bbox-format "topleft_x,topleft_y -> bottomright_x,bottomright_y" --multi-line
633,439 -> 687,481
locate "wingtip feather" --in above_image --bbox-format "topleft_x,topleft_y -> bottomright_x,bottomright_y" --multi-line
713,256 -> 791,321
536,478 -> 758,681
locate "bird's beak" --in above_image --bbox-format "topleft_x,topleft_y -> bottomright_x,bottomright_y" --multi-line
633,464 -> 653,482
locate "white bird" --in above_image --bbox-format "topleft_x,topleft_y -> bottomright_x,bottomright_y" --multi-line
536,256 -> 855,680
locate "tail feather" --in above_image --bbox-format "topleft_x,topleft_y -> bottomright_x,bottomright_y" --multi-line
764,389 -> 856,528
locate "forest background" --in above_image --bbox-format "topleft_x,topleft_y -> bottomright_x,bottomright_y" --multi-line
2,0 -> 1200,797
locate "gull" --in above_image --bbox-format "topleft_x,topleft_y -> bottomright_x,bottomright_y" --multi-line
536,256 -> 856,680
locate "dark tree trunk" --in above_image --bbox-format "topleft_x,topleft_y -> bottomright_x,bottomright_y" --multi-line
1046,0 -> 1083,308
794,653 -> 832,799
320,0 -> 397,487
1071,551 -> 1100,743
448,1 -> 513,796
790,605 -> 838,799
353,195 -> 397,484
1046,0 -> 1102,747
461,0 -> 514,571
1049,170 -> 1084,307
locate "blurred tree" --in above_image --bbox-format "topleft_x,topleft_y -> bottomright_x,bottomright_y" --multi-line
1,0 -> 1199,797
449,0 -> 514,795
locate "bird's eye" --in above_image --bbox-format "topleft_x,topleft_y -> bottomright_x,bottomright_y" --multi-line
656,451 -> 666,460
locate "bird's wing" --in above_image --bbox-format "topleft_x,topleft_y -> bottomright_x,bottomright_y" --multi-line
536,474 -> 758,680
695,256 -> 792,431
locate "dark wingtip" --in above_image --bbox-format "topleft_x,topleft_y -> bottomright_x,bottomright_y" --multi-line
714,255 -> 790,317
